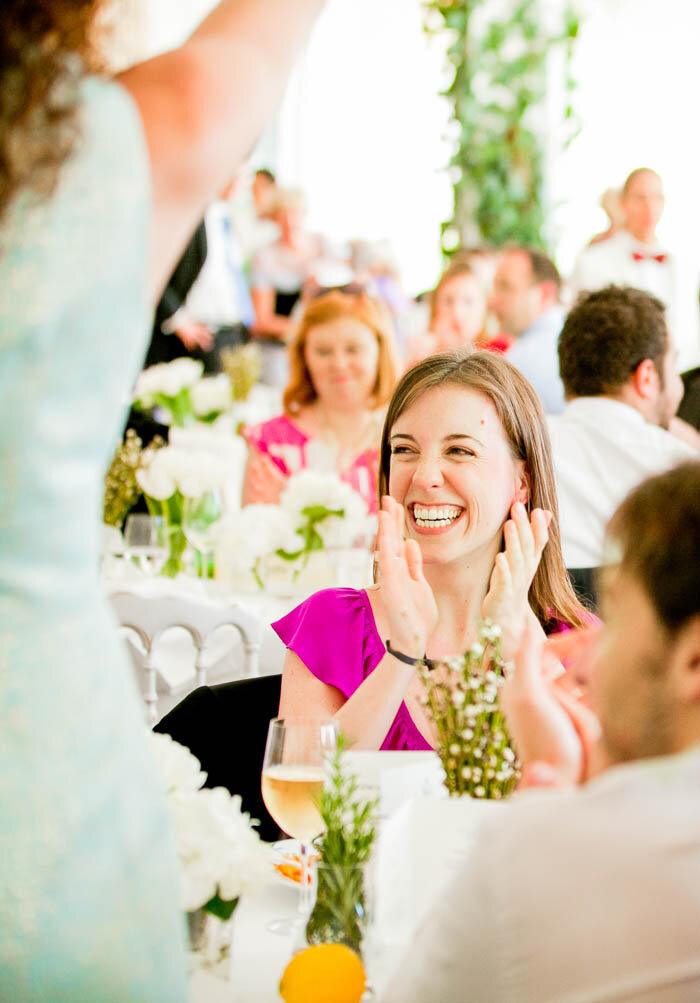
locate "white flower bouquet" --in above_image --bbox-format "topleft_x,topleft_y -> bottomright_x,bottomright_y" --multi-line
136,445 -> 228,576
150,732 -> 271,916
133,358 -> 205,427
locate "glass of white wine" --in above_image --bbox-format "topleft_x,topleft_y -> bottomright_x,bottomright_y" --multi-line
123,514 -> 168,576
261,717 -> 338,935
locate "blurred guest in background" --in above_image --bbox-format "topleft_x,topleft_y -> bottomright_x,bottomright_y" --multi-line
570,168 -> 699,369
587,186 -> 624,246
242,289 -> 398,512
405,262 -> 489,368
550,285 -> 698,576
491,248 -> 566,414
250,188 -> 328,385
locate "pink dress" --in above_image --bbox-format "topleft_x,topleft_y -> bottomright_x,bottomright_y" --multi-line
242,414 -> 380,513
272,588 -> 431,751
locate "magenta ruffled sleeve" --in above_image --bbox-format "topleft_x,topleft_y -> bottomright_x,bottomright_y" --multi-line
272,588 -> 385,698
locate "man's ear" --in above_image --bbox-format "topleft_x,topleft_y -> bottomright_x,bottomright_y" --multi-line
631,358 -> 660,401
671,615 -> 700,706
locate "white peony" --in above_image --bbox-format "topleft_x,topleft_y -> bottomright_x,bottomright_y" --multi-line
191,374 -> 233,418
136,445 -> 227,500
134,358 -> 204,405
280,470 -> 371,547
150,732 -> 207,794
150,732 -> 271,912
215,505 -> 300,571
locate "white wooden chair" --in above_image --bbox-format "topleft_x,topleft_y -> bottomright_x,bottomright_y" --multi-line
109,591 -> 263,724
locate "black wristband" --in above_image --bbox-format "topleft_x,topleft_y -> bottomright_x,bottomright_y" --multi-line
385,639 -> 435,672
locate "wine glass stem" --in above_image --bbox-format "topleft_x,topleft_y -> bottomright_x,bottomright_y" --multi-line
298,842 -> 312,920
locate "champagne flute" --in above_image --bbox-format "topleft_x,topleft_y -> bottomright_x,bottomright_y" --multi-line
261,717 -> 338,935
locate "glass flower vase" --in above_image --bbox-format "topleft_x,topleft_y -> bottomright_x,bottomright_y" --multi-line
187,904 -> 237,980
145,492 -> 187,578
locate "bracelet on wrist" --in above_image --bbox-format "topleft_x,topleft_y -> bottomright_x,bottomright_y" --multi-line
385,639 -> 435,672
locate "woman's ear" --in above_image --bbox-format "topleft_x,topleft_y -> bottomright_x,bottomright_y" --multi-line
513,464 -> 530,507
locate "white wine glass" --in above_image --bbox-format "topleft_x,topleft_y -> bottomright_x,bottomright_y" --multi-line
261,717 -> 338,935
123,514 -> 168,576
182,488 -> 222,577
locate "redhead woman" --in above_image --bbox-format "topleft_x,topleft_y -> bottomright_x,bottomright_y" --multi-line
242,289 -> 399,513
274,351 -> 587,750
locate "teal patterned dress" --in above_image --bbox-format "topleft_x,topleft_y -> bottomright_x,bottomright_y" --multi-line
0,78 -> 188,1000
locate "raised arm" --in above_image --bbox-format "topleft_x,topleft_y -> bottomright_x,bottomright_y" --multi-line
117,0 -> 326,298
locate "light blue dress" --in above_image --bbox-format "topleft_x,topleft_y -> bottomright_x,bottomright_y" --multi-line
0,78 -> 188,1000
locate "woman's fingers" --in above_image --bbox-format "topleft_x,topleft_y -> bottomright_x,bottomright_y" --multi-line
404,539 -> 425,583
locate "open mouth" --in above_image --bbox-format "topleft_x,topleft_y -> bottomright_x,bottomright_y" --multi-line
410,503 -> 464,529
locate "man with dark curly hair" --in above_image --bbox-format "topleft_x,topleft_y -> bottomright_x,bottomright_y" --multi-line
548,285 -> 698,575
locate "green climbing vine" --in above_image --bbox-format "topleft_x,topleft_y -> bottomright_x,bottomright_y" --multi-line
424,0 -> 580,252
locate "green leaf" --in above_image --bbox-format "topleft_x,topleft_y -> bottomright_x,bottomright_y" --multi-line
203,894 -> 239,921
300,505 -> 345,523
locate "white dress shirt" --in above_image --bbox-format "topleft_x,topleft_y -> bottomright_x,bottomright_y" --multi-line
383,745 -> 700,1003
547,397 -> 696,568
569,230 -> 699,371
505,306 -> 566,415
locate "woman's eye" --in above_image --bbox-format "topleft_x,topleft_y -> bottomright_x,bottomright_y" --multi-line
390,446 -> 414,456
447,447 -> 474,457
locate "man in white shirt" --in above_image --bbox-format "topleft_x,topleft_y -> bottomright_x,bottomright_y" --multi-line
570,168 -> 699,370
492,248 -> 567,414
384,460 -> 700,1003
548,285 -> 698,573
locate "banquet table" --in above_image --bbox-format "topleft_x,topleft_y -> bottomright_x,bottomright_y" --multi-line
188,756 -> 505,1002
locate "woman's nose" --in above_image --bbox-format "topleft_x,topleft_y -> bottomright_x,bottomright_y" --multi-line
412,454 -> 444,488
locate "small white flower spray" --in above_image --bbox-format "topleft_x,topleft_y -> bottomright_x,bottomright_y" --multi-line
420,620 -> 521,799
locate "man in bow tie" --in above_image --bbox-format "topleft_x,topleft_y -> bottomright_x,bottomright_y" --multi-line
569,168 -> 698,370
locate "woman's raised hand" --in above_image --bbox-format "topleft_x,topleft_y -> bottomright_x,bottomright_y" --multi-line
378,495 -> 438,659
242,447 -> 288,505
482,502 -> 551,659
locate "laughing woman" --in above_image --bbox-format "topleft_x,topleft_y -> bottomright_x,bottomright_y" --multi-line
274,351 -> 587,750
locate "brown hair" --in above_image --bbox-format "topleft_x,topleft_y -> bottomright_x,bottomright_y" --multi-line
283,289 -> 399,414
0,2 -> 104,223
558,285 -> 669,398
378,351 -> 587,629
428,262 -> 486,330
606,461 -> 700,633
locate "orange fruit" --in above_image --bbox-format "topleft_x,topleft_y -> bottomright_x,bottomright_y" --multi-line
279,943 -> 366,1003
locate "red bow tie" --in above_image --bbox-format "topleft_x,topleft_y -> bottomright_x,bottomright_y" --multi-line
632,251 -> 667,263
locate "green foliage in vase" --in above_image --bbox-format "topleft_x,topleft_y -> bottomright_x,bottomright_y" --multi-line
421,620 -> 520,799
221,342 -> 262,403
305,737 -> 378,957
275,504 -> 345,566
424,0 -> 580,251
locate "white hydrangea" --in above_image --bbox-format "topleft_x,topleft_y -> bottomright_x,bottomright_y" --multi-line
134,358 -> 204,405
191,374 -> 233,417
150,731 -> 207,794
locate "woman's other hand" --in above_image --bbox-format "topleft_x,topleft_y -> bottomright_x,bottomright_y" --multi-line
500,623 -> 603,787
378,495 -> 438,659
482,502 -> 551,659
241,445 -> 288,505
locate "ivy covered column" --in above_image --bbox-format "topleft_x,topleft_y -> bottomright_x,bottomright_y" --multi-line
424,0 -> 579,253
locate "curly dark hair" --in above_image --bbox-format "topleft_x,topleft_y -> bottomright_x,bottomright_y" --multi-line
0,1 -> 103,222
558,285 -> 669,398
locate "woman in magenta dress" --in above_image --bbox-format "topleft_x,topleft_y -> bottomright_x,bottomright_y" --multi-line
242,289 -> 399,513
274,351 -> 587,750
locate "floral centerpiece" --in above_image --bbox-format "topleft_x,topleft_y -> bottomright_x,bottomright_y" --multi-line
215,470 -> 376,590
133,359 -> 234,428
136,445 -> 227,576
150,732 -> 271,975
305,737 -> 378,959
420,620 -> 521,799
103,429 -> 165,528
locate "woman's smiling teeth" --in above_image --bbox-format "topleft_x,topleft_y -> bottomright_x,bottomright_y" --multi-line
412,504 -> 463,528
